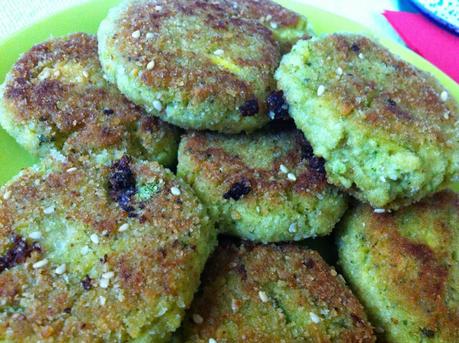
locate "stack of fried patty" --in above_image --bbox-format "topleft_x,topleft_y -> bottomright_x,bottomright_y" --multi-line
0,0 -> 457,342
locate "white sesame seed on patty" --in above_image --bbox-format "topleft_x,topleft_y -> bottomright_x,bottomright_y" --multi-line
440,91 -> 449,102
192,313 -> 204,324
152,100 -> 163,111
170,186 -> 181,196
317,85 -> 325,97
28,231 -> 42,240
131,30 -> 141,39
310,312 -> 321,323
55,264 -> 66,275
33,259 -> 48,269
287,173 -> 297,182
258,291 -> 269,302
119,223 -> 129,232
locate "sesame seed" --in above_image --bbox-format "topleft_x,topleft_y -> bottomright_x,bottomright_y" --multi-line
90,234 -> 99,245
330,269 -> 338,276
81,246 -> 90,255
279,164 -> 289,174
131,30 -> 141,39
66,167 -> 77,173
231,298 -> 239,312
287,173 -> 297,181
258,291 -> 269,302
443,112 -> 450,120
55,264 -> 66,274
209,339 -> 217,343
270,21 -> 278,29
266,14 -> 272,21
317,85 -> 325,96
440,91 -> 448,102
119,223 -> 129,232
29,231 -> 42,240
3,190 -> 11,200
146,32 -> 154,39
102,272 -> 115,280
146,60 -> 155,70
170,186 -> 181,196
213,49 -> 224,56
336,67 -> 343,76
99,296 -> 106,306
33,259 -> 48,269
99,277 -> 110,289
358,53 -> 364,59
374,208 -> 386,214
310,312 -> 321,323
288,223 -> 297,233
153,100 -> 163,111
39,69 -> 50,80
43,206 -> 55,214
192,314 -> 204,324
82,71 -> 89,78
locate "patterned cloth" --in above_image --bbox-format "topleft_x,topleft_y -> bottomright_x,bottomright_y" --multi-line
0,0 -> 401,43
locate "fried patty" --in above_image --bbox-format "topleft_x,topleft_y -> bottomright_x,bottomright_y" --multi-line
177,129 -> 348,242
0,33 -> 179,167
0,152 -> 215,342
221,0 -> 313,53
180,240 -> 375,342
276,34 -> 459,209
97,0 -> 304,133
337,191 -> 459,342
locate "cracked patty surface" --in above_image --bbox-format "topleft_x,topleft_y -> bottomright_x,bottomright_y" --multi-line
177,129 -> 347,242
276,33 -> 459,209
0,33 -> 179,167
97,0 -> 311,133
0,153 -> 215,342
180,240 -> 375,342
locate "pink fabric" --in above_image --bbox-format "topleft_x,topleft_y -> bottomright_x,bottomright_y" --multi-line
384,10 -> 459,83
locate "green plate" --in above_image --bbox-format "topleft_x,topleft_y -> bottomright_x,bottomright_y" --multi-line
0,0 -> 458,190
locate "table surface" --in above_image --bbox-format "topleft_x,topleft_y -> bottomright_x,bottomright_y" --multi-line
0,0 -> 407,44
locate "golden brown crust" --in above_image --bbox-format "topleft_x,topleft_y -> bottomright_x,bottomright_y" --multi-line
231,0 -> 302,27
0,155 -> 213,341
341,191 -> 459,341
181,130 -> 328,200
2,33 -> 176,156
112,0 -> 281,113
308,34 -> 458,146
4,34 -> 137,149
183,241 -> 375,342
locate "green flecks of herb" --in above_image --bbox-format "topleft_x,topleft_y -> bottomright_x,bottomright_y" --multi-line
137,181 -> 162,201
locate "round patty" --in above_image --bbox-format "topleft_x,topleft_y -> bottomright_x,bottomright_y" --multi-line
180,240 -> 375,342
0,33 -> 179,167
177,129 -> 348,242
0,152 -> 215,342
97,0 -> 293,133
337,191 -> 459,342
276,34 -> 459,209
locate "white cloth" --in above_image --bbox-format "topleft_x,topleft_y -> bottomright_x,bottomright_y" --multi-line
0,0 -> 402,43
